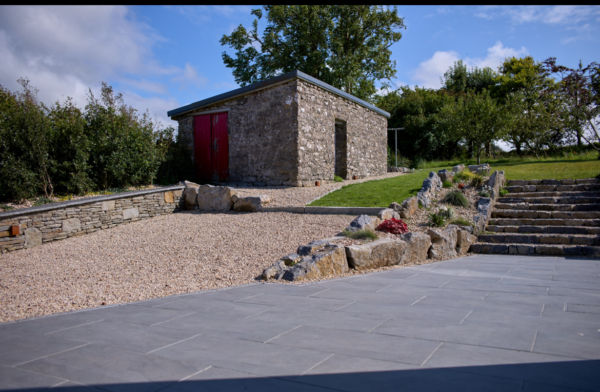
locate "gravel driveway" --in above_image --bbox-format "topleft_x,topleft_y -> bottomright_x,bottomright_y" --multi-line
0,211 -> 358,323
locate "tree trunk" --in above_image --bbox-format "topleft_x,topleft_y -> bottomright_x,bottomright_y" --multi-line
476,145 -> 481,164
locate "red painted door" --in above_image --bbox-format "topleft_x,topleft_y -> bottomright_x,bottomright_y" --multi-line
193,112 -> 229,182
211,112 -> 229,181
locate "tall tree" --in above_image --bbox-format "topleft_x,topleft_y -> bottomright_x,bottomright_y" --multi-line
220,5 -> 406,101
441,60 -> 497,95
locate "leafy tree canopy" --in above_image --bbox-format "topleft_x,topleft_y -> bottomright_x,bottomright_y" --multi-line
441,60 -> 497,95
220,5 -> 406,101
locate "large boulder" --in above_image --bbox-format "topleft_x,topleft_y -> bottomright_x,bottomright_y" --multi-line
182,181 -> 200,210
487,170 -> 506,199
438,169 -> 453,183
345,238 -> 407,271
467,163 -> 491,174
282,244 -> 349,281
427,226 -> 458,260
452,164 -> 465,173
417,172 -> 442,208
232,195 -> 270,212
401,196 -> 418,219
345,215 -> 381,232
400,232 -> 432,264
456,228 -> 477,255
196,185 -> 237,212
378,208 -> 400,221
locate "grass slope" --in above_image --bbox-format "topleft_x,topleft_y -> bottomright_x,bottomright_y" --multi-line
309,158 -> 600,207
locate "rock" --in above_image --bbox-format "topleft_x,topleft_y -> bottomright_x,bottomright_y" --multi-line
183,181 -> 200,210
123,208 -> 139,220
378,208 -> 400,221
399,232 -> 432,264
345,215 -> 381,232
456,229 -> 477,255
297,239 -> 330,256
427,226 -> 458,259
487,170 -> 506,199
281,253 -> 302,266
467,163 -> 491,174
196,185 -> 237,212
438,169 -> 453,183
345,238 -> 407,270
389,202 -> 403,213
101,200 -> 115,211
24,228 -> 42,248
452,164 -> 465,173
62,217 -> 81,232
233,196 -> 263,212
401,197 -> 418,218
262,260 -> 288,280
164,192 -> 174,203
417,172 -> 442,209
283,244 -> 349,281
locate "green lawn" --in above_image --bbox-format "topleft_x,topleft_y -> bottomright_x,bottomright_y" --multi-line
308,159 -> 600,207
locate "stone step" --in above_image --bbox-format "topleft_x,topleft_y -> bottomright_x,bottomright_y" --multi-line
494,203 -> 600,211
470,242 -> 600,256
507,184 -> 600,193
486,225 -> 600,234
498,196 -> 600,205
477,233 -> 600,246
505,190 -> 600,198
508,178 -> 599,186
487,218 -> 600,227
491,210 -> 600,219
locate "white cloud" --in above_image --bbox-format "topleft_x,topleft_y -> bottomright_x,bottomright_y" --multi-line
412,41 -> 528,89
171,63 -> 208,90
475,6 -> 600,26
0,6 -> 188,127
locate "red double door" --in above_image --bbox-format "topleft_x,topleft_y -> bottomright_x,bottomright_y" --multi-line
194,112 -> 229,182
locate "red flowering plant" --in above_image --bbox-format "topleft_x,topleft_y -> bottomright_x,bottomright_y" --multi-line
458,183 -> 465,189
376,218 -> 409,235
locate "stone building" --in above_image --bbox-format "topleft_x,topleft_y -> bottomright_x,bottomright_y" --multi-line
167,70 -> 390,186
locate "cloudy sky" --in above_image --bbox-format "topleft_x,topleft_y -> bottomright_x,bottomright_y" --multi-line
1,6 -> 599,129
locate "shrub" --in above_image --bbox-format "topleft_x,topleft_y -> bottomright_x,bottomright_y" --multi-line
376,218 -> 409,234
451,217 -> 472,226
479,185 -> 492,198
442,180 -> 453,188
444,191 -> 469,208
342,228 -> 378,241
454,169 -> 475,182
471,174 -> 484,188
428,212 -> 447,227
438,206 -> 455,220
0,204 -> 14,211
33,197 -> 54,206
334,175 -> 343,182
499,187 -> 509,196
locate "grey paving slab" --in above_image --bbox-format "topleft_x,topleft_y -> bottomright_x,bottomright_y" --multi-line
267,325 -> 442,365
1,254 -> 599,392
0,363 -> 66,390
151,332 -> 333,377
47,319 -> 202,354
0,330 -> 87,366
18,343 -> 206,392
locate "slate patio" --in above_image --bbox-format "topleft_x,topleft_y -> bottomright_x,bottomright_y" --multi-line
1,254 -> 599,391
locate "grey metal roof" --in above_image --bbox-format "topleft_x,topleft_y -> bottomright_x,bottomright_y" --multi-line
167,70 -> 390,118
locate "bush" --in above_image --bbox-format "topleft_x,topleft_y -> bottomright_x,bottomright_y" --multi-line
438,206 -> 455,220
342,228 -> 378,241
451,217 -> 472,226
33,196 -> 54,206
428,212 -> 447,227
442,180 -> 453,188
454,169 -> 475,182
376,218 -> 409,234
444,191 -> 469,208
334,175 -> 343,182
471,174 -> 484,188
499,187 -> 509,196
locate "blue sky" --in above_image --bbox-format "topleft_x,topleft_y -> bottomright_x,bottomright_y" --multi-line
1,6 -> 599,130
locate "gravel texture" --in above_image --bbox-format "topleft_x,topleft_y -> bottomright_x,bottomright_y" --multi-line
0,211 -> 357,323
232,172 -> 404,207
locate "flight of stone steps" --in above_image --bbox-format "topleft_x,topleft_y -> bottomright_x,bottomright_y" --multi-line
470,178 -> 600,257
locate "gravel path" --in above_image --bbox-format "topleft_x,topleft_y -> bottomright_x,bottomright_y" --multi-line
233,172 -> 404,206
0,211 -> 359,323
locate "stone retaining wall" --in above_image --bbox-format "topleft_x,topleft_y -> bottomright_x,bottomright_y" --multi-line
0,186 -> 184,253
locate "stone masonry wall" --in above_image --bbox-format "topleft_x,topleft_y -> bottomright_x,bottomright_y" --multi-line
0,187 -> 183,253
176,81 -> 300,186
296,80 -> 388,184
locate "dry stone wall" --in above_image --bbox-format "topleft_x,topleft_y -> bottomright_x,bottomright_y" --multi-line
176,81 -> 300,186
0,187 -> 183,253
296,80 -> 387,183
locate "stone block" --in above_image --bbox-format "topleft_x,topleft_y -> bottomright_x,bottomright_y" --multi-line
197,185 -> 236,212
561,179 -> 576,185
537,211 -> 552,219
62,218 -> 81,232
401,197 -> 418,218
427,226 -> 458,259
504,226 -> 519,233
377,208 -> 400,221
539,235 -> 569,245
438,169 -> 453,182
345,238 -> 407,270
522,185 -> 537,192
345,215 -> 380,232
536,185 -> 556,192
452,164 -> 465,173
123,208 -> 139,220
400,232 -> 432,264
283,244 -> 349,281
164,192 -> 174,203
536,246 -> 565,256
508,180 -> 528,186
233,196 -> 269,212
468,163 -> 491,174
456,229 -> 477,255
529,180 -> 542,185
24,228 -> 42,248
101,200 -> 115,211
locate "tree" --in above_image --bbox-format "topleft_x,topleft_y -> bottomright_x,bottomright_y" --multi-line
493,56 -> 559,155
220,5 -> 406,101
544,58 -> 600,156
441,60 -> 497,95
375,86 -> 456,164
440,89 -> 507,164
